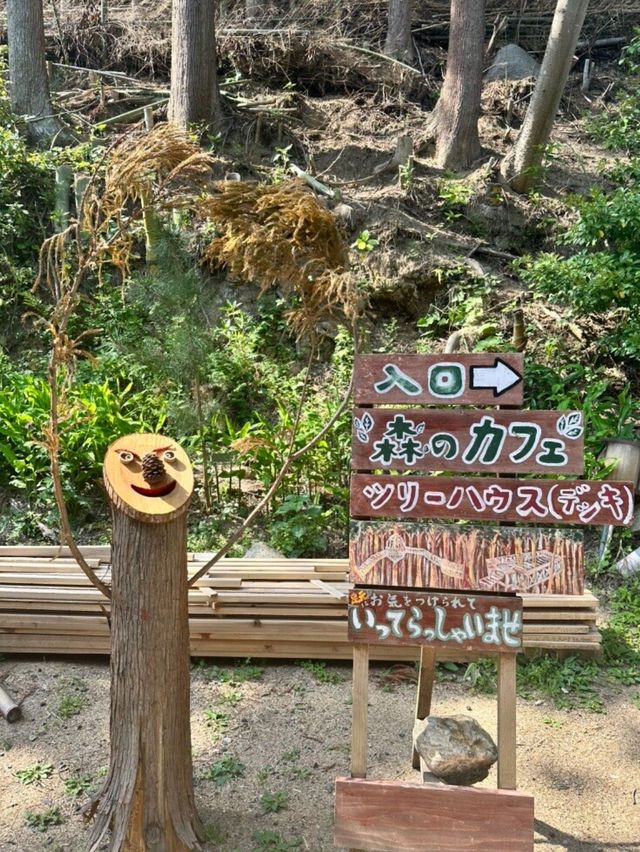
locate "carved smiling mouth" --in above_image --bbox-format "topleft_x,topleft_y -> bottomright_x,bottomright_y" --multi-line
131,480 -> 177,497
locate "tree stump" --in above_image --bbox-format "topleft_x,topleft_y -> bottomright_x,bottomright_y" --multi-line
88,434 -> 203,852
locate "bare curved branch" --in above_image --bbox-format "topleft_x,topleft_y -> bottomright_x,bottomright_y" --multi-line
187,326 -> 358,588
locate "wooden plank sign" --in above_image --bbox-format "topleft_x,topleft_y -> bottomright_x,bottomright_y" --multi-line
334,778 -> 534,852
354,353 -> 524,406
350,521 -> 584,595
351,474 -> 635,526
352,408 -> 584,474
348,588 -> 523,652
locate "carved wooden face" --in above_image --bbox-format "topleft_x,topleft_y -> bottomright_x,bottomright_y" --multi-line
103,433 -> 194,523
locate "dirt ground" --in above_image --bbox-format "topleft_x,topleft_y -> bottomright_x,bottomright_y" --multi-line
0,655 -> 638,852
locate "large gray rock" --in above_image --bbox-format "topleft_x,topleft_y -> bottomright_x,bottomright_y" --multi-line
243,541 -> 286,559
413,715 -> 498,786
485,44 -> 540,82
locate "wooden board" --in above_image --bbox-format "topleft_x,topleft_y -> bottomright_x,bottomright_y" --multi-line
0,552 -> 601,657
350,521 -> 584,595
352,408 -> 584,474
334,778 -> 534,852
350,474 -> 635,526
348,588 -> 523,653
0,633 -> 601,658
354,353 -> 524,405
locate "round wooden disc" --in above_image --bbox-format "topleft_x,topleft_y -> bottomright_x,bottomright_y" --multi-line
103,433 -> 194,523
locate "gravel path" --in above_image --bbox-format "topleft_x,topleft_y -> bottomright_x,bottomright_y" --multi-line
0,657 -> 638,851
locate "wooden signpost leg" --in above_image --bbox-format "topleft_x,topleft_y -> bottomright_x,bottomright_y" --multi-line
351,644 -> 370,778
350,644 -> 370,852
411,646 -> 436,769
497,652 -> 518,790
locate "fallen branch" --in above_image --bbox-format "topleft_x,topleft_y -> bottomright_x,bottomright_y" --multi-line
50,62 -> 146,83
334,41 -> 423,77
96,98 -> 168,127
290,163 -> 335,198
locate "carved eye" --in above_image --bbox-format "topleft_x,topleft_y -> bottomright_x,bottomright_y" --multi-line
163,449 -> 177,462
118,451 -> 134,464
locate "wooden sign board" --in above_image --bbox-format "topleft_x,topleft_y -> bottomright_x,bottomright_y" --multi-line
350,521 -> 584,595
348,588 -> 523,652
354,354 -> 524,406
352,408 -> 584,474
334,778 -> 534,852
351,474 -> 635,526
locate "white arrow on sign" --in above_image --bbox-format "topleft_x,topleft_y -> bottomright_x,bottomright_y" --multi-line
470,357 -> 522,398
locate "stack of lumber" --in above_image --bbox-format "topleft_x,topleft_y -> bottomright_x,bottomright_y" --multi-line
0,546 -> 601,659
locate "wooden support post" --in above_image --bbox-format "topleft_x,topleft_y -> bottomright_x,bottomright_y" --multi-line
350,643 -> 369,852
497,652 -> 517,790
411,646 -> 435,769
351,644 -> 369,778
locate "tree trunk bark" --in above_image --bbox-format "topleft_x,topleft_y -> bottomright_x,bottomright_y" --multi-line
501,0 -> 589,193
6,0 -> 62,144
429,0 -> 485,170
87,509 -> 202,852
384,0 -> 414,63
169,0 -> 220,131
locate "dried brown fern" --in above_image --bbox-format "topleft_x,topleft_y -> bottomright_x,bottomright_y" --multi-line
199,179 -> 362,337
103,122 -> 214,212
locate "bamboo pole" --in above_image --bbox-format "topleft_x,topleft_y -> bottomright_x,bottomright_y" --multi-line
0,684 -> 21,722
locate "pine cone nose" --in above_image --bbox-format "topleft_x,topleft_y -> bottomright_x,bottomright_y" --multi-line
141,452 -> 166,484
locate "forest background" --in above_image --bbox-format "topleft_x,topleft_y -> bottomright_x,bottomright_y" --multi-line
0,0 -> 639,712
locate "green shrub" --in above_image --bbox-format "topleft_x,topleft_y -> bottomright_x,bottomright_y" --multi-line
590,32 -> 640,154
268,493 -> 329,557
0,60 -> 55,343
519,166 -> 640,360
0,353 -> 165,505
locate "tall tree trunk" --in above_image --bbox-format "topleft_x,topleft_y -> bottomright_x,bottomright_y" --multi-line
88,511 -> 202,851
501,0 -> 589,193
384,0 -> 414,63
169,0 -> 220,130
6,0 -> 62,144
429,0 -> 486,170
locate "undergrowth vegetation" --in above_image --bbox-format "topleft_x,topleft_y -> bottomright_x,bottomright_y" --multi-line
0,22 -> 639,724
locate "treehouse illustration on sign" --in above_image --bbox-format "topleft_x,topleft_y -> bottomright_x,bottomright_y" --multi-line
481,551 -> 563,592
349,521 -> 585,595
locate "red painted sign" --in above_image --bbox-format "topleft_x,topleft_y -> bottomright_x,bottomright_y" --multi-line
352,409 -> 584,474
350,474 -> 635,526
354,354 -> 524,405
349,521 -> 584,595
348,588 -> 523,652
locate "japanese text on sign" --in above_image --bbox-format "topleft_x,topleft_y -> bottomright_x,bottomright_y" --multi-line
350,475 -> 635,526
354,354 -> 524,405
352,409 -> 584,474
348,588 -> 523,652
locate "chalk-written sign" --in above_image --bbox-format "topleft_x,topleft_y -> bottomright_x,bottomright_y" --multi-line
350,474 -> 635,526
348,588 -> 523,652
352,409 -> 584,474
354,353 -> 524,406
349,521 -> 584,595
